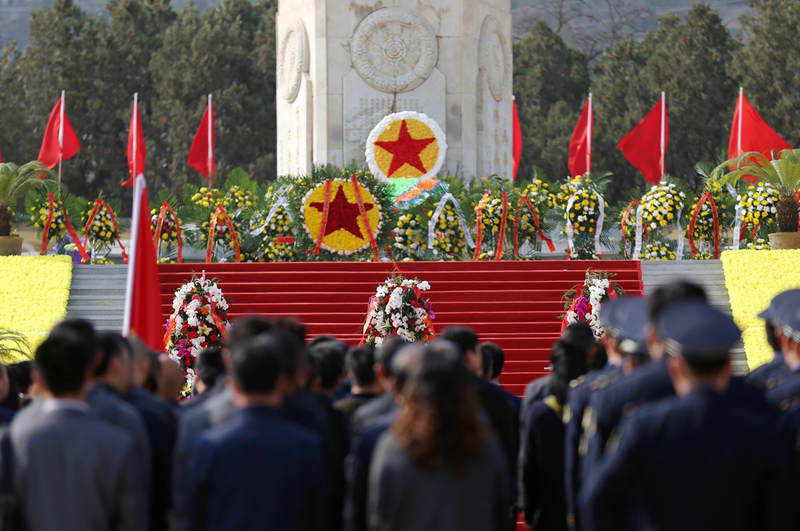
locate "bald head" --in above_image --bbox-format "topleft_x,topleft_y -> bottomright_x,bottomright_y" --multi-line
158,355 -> 186,402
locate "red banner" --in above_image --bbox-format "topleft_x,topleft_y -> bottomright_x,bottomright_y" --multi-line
513,195 -> 556,258
350,174 -> 380,261
314,180 -> 333,256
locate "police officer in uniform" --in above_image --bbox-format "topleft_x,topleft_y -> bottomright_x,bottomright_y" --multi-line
580,300 -> 792,531
747,290 -> 795,390
563,296 -> 649,531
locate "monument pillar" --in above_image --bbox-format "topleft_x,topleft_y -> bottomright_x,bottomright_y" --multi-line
276,0 -> 513,180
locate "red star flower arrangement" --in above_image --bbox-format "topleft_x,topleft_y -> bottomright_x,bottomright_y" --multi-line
366,111 -> 447,182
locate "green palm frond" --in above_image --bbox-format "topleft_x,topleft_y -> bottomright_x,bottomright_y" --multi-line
0,328 -> 32,363
716,149 -> 800,196
0,162 -> 55,207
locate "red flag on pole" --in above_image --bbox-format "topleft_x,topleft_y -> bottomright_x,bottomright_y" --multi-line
38,91 -> 80,175
0,142 -> 3,164
568,94 -> 593,177
122,93 -> 147,187
512,97 -> 523,180
123,172 -> 163,350
617,93 -> 668,185
188,94 -> 215,186
728,88 -> 792,160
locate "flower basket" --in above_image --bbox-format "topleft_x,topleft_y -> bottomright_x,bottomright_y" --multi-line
362,274 -> 435,345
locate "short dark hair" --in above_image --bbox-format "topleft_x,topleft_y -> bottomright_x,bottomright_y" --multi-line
480,342 -> 505,379
377,336 -> 407,378
550,339 -> 590,405
765,321 -> 780,352
35,331 -> 93,395
346,344 -> 377,387
481,346 -> 493,378
649,281 -> 707,321
684,356 -> 728,377
196,347 -> 226,387
50,319 -> 98,365
228,316 -> 273,349
273,316 -> 307,345
308,340 -> 347,390
8,361 -> 33,395
440,327 -> 479,357
230,333 -> 287,395
95,333 -> 132,377
590,341 -> 607,370
308,335 -> 337,348
143,351 -> 161,393
562,322 -> 596,354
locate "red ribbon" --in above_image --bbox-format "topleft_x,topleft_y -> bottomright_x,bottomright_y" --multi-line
206,205 -> 241,263
40,193 -> 90,263
513,195 -> 556,258
153,202 -> 183,263
560,285 -> 584,332
275,236 -> 296,244
314,180 -> 333,256
687,193 -> 720,259
83,199 -> 128,264
350,175 -> 380,261
494,192 -> 509,261
472,191 -> 492,260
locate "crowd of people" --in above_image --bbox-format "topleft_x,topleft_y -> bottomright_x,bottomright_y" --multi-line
0,280 -> 799,530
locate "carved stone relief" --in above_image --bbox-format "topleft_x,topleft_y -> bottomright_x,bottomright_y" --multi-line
277,18 -> 309,103
350,7 -> 438,93
478,16 -> 511,103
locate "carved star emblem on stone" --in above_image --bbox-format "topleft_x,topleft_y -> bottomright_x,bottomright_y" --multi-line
310,185 -> 374,239
374,120 -> 436,177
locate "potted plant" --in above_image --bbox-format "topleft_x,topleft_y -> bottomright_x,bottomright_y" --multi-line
717,149 -> 800,250
0,161 -> 53,256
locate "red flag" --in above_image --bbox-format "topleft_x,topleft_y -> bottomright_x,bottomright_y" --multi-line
617,94 -> 668,185
512,98 -> 523,180
188,95 -> 215,185
122,94 -> 147,187
38,91 -> 80,170
568,94 -> 592,177
728,88 -> 792,160
123,174 -> 163,350
0,142 -> 3,164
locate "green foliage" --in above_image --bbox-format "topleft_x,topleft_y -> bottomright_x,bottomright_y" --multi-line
0,328 -> 32,363
717,149 -> 800,198
0,161 -> 52,207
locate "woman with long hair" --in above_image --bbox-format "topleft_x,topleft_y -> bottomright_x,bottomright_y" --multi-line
519,339 -> 590,531
368,341 -> 511,531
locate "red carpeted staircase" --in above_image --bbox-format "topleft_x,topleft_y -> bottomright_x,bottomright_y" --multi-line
158,260 -> 643,396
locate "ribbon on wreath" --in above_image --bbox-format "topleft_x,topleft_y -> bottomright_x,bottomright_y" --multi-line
249,190 -> 294,237
472,191 -> 492,260
275,236 -> 296,244
493,192 -> 509,261
206,204 -> 241,263
633,204 -> 645,260
314,180 -> 333,256
83,199 -> 129,263
359,295 -> 379,346
560,285 -> 584,332
513,195 -> 556,258
427,193 -> 476,250
687,193 -> 720,259
732,202 -> 743,249
620,199 -> 640,256
675,208 -> 684,260
153,202 -> 183,263
350,174 -> 380,261
40,193 -> 90,263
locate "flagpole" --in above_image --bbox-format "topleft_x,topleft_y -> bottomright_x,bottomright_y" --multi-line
737,87 -> 743,158
660,91 -> 665,182
132,93 -> 138,178
58,90 -> 65,183
586,93 -> 592,176
207,94 -> 213,187
123,170 -> 142,337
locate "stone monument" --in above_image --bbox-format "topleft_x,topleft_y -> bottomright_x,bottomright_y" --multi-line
276,0 -> 513,180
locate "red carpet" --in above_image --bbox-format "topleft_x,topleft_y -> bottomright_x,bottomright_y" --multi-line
158,260 -> 643,396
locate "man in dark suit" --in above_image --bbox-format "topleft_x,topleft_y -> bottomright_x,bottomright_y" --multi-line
335,345 -> 383,424
581,300 -> 791,531
12,332 -> 147,531
748,291 -> 796,390
482,342 -> 522,421
563,296 -> 648,531
185,332 -> 327,531
349,337 -> 407,435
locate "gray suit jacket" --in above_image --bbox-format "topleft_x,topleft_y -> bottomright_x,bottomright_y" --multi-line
11,406 -> 147,531
521,375 -> 551,425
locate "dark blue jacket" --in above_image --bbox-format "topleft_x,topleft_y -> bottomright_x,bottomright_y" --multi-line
581,387 -> 791,531
766,371 -> 800,410
747,353 -> 790,390
186,406 -> 327,531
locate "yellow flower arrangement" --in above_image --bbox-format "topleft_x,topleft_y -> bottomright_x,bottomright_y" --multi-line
721,250 -> 800,369
0,256 -> 72,358
689,180 -> 733,243
638,242 -> 677,261
81,201 -> 118,248
250,200 -> 295,262
737,182 -> 779,227
517,179 -> 553,248
641,183 -> 685,230
150,208 -> 183,248
394,212 -> 424,260
427,201 -> 464,260
29,196 -> 66,242
746,238 -> 770,251
301,179 -> 382,255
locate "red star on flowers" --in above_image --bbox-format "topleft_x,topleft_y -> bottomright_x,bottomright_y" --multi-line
374,120 -> 436,177
310,186 -> 374,239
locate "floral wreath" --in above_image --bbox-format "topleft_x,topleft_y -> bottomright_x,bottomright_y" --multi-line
301,177 -> 383,256
734,182 -> 779,247
561,270 -> 625,339
366,111 -> 447,182
362,274 -> 435,345
634,180 -> 686,260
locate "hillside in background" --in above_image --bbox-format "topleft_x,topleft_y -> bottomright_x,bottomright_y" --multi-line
1,0 -> 750,49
